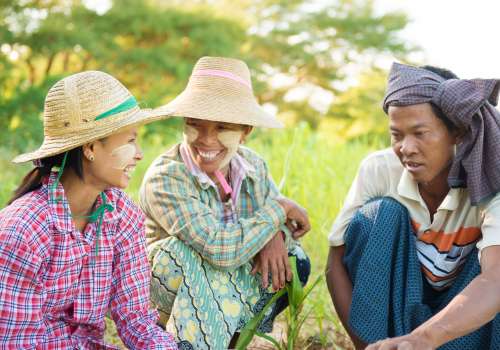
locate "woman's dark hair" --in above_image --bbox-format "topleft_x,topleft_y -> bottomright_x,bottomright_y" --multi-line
420,65 -> 459,131
8,146 -> 85,206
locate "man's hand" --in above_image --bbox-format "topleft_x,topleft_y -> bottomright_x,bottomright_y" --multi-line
250,231 -> 291,291
366,334 -> 433,350
275,196 -> 310,239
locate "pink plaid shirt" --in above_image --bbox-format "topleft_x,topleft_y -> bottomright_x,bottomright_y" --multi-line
0,172 -> 177,350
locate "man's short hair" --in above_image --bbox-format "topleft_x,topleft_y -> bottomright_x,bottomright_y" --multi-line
419,65 -> 459,131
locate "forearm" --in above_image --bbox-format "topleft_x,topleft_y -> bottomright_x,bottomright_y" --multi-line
179,200 -> 286,271
326,245 -> 367,349
414,268 -> 500,348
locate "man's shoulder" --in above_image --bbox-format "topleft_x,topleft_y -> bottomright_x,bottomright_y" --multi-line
361,148 -> 403,171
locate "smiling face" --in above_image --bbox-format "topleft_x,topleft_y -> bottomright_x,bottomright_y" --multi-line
389,103 -> 465,186
183,118 -> 253,174
83,126 -> 143,189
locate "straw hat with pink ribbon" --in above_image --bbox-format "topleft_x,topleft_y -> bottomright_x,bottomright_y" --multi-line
162,56 -> 285,129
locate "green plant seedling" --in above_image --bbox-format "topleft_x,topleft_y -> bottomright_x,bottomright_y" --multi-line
235,288 -> 286,350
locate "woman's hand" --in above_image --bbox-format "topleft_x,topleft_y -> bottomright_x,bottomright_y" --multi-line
250,231 -> 291,291
274,196 -> 310,239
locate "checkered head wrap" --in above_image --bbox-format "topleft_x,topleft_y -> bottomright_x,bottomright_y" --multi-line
383,62 -> 500,206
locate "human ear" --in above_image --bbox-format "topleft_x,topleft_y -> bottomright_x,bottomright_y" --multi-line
454,127 -> 467,145
82,141 -> 98,161
240,125 -> 253,144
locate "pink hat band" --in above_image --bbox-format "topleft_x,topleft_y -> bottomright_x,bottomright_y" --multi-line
191,69 -> 252,90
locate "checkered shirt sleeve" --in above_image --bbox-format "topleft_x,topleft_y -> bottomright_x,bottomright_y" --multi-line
140,147 -> 288,272
0,175 -> 178,350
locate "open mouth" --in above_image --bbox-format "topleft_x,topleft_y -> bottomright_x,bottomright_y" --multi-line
405,162 -> 423,172
123,165 -> 135,179
196,148 -> 223,161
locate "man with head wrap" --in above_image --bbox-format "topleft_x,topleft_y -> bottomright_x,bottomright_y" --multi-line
325,63 -> 500,349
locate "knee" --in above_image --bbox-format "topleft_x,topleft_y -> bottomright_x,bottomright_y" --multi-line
348,197 -> 407,235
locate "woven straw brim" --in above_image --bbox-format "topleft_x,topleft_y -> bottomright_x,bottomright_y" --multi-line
164,79 -> 284,129
12,106 -> 174,163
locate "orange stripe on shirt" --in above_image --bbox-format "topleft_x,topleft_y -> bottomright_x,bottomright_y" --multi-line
415,225 -> 481,253
410,218 -> 421,235
420,263 -> 465,283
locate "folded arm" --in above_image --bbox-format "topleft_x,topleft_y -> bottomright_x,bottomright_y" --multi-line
142,173 -> 288,271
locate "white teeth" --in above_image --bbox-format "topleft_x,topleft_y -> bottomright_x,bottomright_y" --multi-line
199,150 -> 221,159
124,166 -> 135,172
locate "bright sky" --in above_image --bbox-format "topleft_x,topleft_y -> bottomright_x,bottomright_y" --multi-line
373,0 -> 500,79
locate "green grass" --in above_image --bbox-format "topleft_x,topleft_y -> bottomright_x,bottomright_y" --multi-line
0,123 -> 387,348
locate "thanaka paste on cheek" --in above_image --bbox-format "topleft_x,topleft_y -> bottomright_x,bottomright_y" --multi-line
107,144 -> 135,170
183,124 -> 199,161
217,130 -> 242,170
183,124 -> 199,144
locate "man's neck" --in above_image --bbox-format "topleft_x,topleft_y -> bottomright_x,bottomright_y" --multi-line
418,164 -> 452,220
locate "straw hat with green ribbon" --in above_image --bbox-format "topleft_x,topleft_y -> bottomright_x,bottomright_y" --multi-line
162,56 -> 285,129
11,71 -> 174,266
13,70 -> 174,163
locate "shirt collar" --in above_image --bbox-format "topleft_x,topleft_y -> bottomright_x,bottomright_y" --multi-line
397,168 -> 460,211
45,172 -> 119,234
180,141 -> 257,187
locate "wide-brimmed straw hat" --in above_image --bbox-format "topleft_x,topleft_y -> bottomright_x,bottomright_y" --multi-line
162,56 -> 284,129
13,71 -> 174,163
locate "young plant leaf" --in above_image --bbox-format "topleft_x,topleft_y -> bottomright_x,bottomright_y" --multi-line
235,288 -> 287,350
289,256 -> 304,311
249,329 -> 283,349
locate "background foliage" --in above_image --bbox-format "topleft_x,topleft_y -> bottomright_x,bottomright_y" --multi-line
0,0 -> 416,154
0,0 -> 419,348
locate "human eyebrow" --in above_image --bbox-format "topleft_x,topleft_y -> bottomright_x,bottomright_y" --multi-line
410,123 -> 432,129
389,126 -> 400,131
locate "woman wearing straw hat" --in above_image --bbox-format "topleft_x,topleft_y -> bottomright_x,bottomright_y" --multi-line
0,71 -> 178,349
139,57 -> 311,349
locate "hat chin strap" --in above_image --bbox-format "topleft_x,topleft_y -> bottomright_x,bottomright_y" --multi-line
50,151 -> 114,265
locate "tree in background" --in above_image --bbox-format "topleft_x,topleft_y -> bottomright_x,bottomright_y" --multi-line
0,0 -> 416,153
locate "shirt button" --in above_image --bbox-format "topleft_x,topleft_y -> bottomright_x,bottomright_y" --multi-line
423,229 -> 431,234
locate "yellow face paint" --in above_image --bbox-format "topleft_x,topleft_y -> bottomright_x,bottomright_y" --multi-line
183,124 -> 199,144
108,144 -> 135,170
217,130 -> 242,170
183,122 -> 243,171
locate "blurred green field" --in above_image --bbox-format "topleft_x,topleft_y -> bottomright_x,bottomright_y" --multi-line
0,123 -> 387,349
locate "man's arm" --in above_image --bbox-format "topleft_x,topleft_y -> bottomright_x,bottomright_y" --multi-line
367,245 -> 500,349
326,245 -> 367,350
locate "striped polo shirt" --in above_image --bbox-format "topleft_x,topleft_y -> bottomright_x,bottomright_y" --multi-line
329,148 -> 500,290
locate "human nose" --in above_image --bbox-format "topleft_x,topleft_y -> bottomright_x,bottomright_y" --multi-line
135,143 -> 144,161
198,128 -> 218,145
400,136 -> 418,156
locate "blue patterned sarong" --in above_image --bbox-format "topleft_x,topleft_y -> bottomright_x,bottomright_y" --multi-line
343,197 -> 500,349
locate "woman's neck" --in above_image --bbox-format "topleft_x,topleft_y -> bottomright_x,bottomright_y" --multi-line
59,168 -> 102,218
207,164 -> 231,202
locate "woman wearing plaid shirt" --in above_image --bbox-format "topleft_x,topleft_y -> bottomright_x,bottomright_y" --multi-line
139,57 -> 311,349
0,72 -> 178,349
